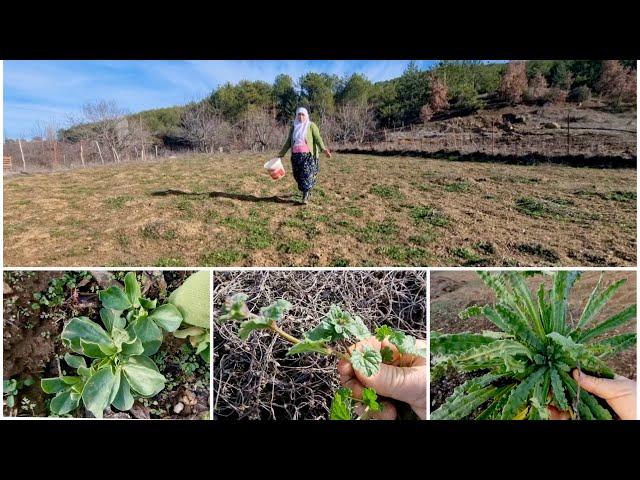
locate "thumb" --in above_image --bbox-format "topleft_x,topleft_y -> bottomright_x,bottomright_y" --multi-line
573,369 -> 621,399
354,362 -> 425,405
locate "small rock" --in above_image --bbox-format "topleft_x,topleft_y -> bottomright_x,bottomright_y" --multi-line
3,282 -> 13,295
543,122 -> 561,129
130,402 -> 150,419
173,402 -> 185,414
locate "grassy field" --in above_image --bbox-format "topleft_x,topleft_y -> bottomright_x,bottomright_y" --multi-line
3,152 -> 636,267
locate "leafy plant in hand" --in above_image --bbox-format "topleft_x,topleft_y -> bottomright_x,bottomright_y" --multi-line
218,294 -> 426,420
41,272 -> 183,418
431,271 -> 636,420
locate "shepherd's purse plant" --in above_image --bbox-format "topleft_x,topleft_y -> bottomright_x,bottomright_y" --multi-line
431,271 -> 636,420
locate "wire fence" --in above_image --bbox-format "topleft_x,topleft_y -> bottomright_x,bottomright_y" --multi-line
3,120 -> 636,174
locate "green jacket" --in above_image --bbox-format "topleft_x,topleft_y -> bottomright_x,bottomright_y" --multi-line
278,121 -> 327,159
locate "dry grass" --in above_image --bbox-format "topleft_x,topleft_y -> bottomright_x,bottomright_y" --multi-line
212,270 -> 426,420
3,152 -> 636,267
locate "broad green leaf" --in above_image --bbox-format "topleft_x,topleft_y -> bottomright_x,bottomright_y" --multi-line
111,375 -> 134,411
575,277 -> 625,330
64,353 -> 86,370
350,346 -> 382,377
173,326 -> 205,339
80,339 -> 109,359
122,356 -> 166,397
50,390 -> 80,415
387,330 -> 427,358
124,272 -> 141,308
238,317 -> 272,341
361,388 -> 382,412
330,387 -> 352,420
501,366 -> 547,419
167,270 -> 210,328
139,297 -> 157,310
304,321 -> 337,342
195,340 -> 209,355
61,317 -> 112,354
109,368 -> 122,405
286,338 -> 330,355
120,336 -> 145,356
148,304 -> 183,332
41,377 -> 69,394
430,331 -> 499,356
577,304 -> 636,343
100,308 -> 125,333
380,346 -> 394,363
130,317 -> 163,355
82,366 -> 116,418
99,286 -> 132,311
198,344 -> 210,363
305,305 -> 370,342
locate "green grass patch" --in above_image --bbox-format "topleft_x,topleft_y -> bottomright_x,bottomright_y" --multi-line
516,243 -> 559,263
375,245 -> 427,264
201,248 -> 245,266
357,219 -> 398,243
443,181 -> 471,192
370,184 -> 404,199
155,257 -> 185,267
277,240 -> 311,254
603,191 -> 636,202
331,258 -> 350,267
174,198 -> 195,218
410,206 -> 449,227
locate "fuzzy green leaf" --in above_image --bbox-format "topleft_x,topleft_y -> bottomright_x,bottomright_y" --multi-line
330,387 -> 353,420
61,317 -> 112,355
100,308 -> 125,333
550,271 -> 581,334
362,388 -> 382,412
259,299 -> 292,323
124,272 -> 141,308
350,346 -> 382,377
588,333 -> 637,358
50,390 -> 80,415
82,366 -> 116,418
99,286 -> 132,311
148,304 -> 183,332
286,338 -> 330,355
218,293 -> 251,322
122,356 -> 166,397
432,382 -> 500,420
129,317 -> 163,355
64,353 -> 86,370
237,317 -> 272,340
380,346 -> 394,363
111,375 -> 134,411
550,366 -> 569,411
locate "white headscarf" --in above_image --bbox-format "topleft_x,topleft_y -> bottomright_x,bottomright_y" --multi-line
293,107 -> 310,145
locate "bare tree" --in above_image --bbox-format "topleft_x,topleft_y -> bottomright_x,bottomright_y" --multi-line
72,100 -> 129,162
499,61 -> 528,104
334,101 -> 376,144
597,60 -> 636,108
181,102 -> 233,153
427,73 -> 449,113
240,107 -> 281,151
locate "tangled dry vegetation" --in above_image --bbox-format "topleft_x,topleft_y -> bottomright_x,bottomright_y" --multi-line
212,270 -> 426,419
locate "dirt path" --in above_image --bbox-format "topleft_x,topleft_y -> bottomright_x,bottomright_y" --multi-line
3,153 -> 636,267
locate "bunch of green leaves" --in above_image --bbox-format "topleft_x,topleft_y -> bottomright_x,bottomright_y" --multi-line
32,271 -> 92,309
431,271 -> 636,420
99,272 -> 183,355
3,376 -> 35,409
41,272 -> 184,418
218,294 -> 427,420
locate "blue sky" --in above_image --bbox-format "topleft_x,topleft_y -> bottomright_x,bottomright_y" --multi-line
3,60 -> 446,139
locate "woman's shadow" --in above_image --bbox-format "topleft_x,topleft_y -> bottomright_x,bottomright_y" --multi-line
150,189 -> 300,204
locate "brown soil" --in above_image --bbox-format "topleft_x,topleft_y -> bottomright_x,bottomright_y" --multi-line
3,152 -> 636,267
430,271 -> 637,410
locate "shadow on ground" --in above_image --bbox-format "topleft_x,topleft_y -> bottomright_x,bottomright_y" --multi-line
151,189 -> 301,204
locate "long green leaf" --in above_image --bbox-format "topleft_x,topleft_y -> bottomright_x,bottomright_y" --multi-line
493,305 -> 545,352
550,366 -> 569,411
574,277 -> 625,330
501,366 -> 547,419
550,271 -> 580,334
559,370 -> 612,420
432,340 -> 531,378
475,384 -> 515,420
431,373 -> 504,420
506,272 -> 545,337
577,305 -> 636,343
430,332 -> 499,356
587,333 -> 637,358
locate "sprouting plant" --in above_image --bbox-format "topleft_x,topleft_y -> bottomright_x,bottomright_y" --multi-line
431,271 -> 636,420
41,272 -> 184,418
169,271 -> 211,363
218,294 -> 426,420
3,376 -> 35,411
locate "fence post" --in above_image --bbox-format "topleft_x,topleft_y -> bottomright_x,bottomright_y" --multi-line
491,119 -> 495,155
18,138 -> 26,170
80,143 -> 85,168
155,145 -> 158,158
566,109 -> 570,156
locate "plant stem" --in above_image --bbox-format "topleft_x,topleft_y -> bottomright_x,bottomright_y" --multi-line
357,406 -> 371,420
268,323 -> 350,360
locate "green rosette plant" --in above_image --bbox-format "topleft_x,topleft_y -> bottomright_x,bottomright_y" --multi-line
431,271 -> 636,420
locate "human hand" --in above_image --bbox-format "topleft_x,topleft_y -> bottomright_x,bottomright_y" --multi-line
325,149 -> 332,158
337,337 -> 427,420
572,369 -> 637,420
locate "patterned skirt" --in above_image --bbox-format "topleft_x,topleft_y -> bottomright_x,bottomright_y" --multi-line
291,152 -> 319,193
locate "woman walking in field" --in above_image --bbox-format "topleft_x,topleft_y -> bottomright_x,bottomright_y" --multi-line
278,107 -> 331,204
